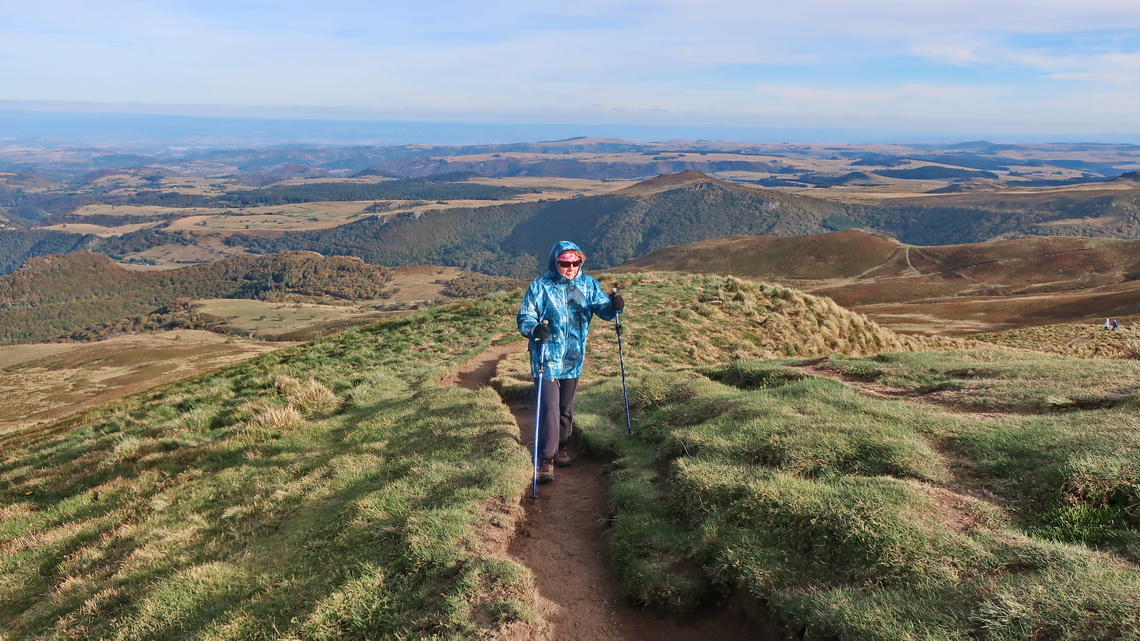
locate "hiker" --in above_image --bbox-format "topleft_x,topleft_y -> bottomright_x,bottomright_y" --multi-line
1106,318 -> 1112,330
517,241 -> 624,484
1113,319 -> 1120,331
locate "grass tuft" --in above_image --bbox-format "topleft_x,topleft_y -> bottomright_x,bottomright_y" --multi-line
574,337 -> 1140,639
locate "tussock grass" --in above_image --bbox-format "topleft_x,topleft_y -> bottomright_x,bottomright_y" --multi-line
0,291 -> 538,640
587,273 -> 971,375
977,322 -> 1140,360
272,374 -> 341,416
243,402 -> 305,431
575,349 -> 1140,640
821,349 -> 1140,413
5,272 -> 1137,640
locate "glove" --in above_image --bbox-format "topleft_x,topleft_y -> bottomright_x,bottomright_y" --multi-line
531,323 -> 551,341
610,294 -> 625,313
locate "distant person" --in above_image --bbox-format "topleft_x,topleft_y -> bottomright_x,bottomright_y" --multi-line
1106,318 -> 1112,330
1113,319 -> 1120,331
517,241 -> 624,484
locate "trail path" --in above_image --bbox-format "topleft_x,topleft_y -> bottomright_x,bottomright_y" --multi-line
449,342 -> 770,641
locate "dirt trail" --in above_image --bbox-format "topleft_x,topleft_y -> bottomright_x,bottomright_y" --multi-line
450,342 -> 770,641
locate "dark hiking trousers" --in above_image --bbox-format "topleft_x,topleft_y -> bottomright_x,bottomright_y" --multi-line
533,377 -> 578,460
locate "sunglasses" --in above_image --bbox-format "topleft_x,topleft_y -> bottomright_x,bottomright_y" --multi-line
557,260 -> 582,268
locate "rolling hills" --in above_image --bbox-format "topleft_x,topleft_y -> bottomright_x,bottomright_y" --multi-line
170,172 -> 1140,278
221,172 -> 860,277
7,138 -> 1140,282
619,229 -> 1140,334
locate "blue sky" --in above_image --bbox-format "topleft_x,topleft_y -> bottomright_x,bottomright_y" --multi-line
4,0 -> 1140,140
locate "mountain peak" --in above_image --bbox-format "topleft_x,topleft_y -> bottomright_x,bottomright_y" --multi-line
617,170 -> 723,196
15,251 -> 118,275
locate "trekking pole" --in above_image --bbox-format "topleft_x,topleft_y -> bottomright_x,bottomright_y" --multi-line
612,289 -> 633,436
531,321 -> 548,499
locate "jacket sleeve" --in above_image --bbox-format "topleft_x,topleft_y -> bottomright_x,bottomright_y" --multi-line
518,280 -> 542,338
588,278 -> 618,321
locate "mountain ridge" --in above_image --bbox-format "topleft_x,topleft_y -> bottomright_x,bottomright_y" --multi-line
619,229 -> 1140,333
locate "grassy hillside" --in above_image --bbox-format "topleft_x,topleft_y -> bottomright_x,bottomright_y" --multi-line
569,351 -> 1140,639
615,229 -> 903,281
0,251 -> 394,344
0,330 -> 287,435
553,278 -> 1140,639
2,273 -> 1137,640
501,275 -> 1138,639
621,230 -> 1140,334
0,294 -> 537,640
975,322 -> 1140,359
623,230 -> 1140,300
866,181 -> 1140,244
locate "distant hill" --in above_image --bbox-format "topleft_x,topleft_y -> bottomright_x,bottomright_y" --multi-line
615,229 -> 903,281
0,251 -> 393,344
864,184 -> 1140,244
216,170 -> 1140,278
224,171 -> 860,277
365,154 -> 779,180
873,166 -> 998,180
9,158 -> 1140,284
618,229 -> 1140,334
0,229 -> 95,273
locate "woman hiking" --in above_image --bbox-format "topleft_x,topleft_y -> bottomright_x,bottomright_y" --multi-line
517,241 -> 624,484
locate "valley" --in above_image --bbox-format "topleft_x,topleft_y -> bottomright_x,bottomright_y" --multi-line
5,138 -> 1140,436
6,138 -> 1140,274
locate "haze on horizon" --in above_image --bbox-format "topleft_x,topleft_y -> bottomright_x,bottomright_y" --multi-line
4,0 -> 1140,144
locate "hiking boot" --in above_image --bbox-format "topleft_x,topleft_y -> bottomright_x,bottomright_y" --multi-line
537,459 -> 555,484
554,447 -> 573,468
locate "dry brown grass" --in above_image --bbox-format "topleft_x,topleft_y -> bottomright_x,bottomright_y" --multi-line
247,403 -> 305,429
272,375 -> 340,416
976,320 -> 1140,358
0,331 -> 288,434
621,231 -> 1140,337
196,299 -> 363,334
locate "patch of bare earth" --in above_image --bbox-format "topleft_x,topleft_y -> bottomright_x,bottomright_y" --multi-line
449,343 -> 775,641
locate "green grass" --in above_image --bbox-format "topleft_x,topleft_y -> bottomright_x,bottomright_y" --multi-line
586,272 -> 969,376
821,349 -> 1140,413
0,292 -> 537,640
574,351 -> 1140,640
4,273 -> 1140,640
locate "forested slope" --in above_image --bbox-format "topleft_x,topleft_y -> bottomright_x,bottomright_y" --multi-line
227,175 -> 859,277
0,251 -> 393,344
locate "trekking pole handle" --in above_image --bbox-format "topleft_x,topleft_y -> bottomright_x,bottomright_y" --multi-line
533,319 -> 549,344
610,288 -> 622,334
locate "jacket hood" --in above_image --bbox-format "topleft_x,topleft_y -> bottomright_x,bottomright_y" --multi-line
546,240 -> 585,277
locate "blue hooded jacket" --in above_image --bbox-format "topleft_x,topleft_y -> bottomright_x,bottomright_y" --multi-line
517,241 -> 618,379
